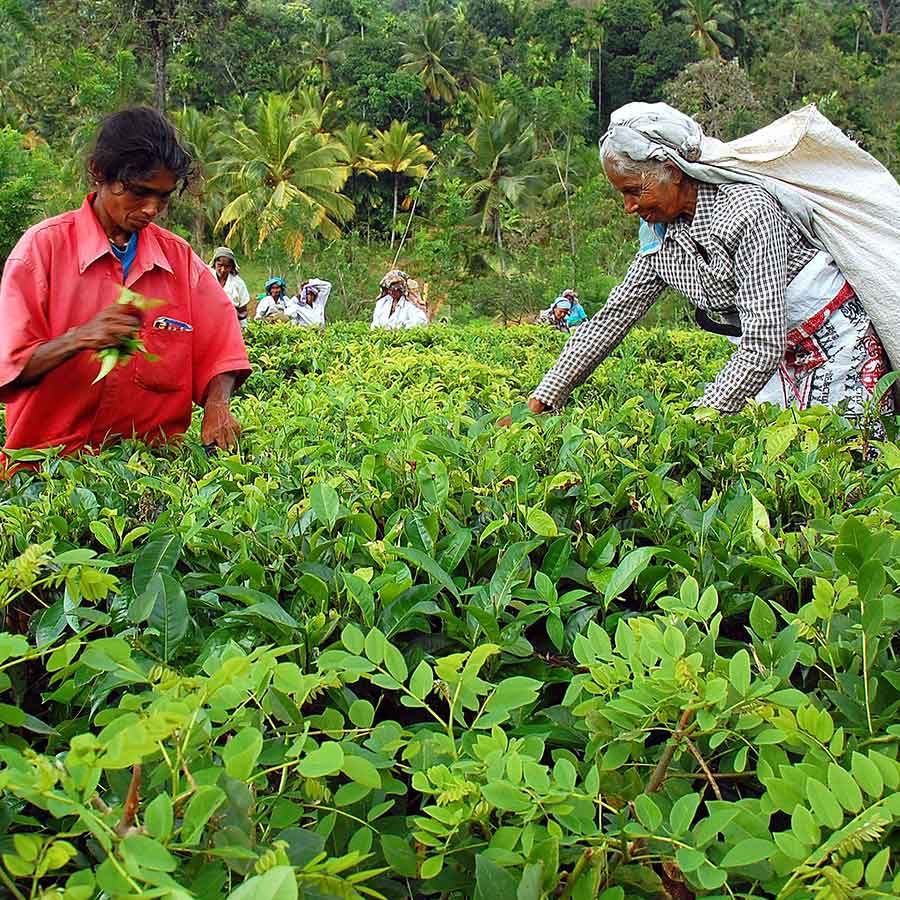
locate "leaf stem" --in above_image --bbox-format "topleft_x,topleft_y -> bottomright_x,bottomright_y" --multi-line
559,848 -> 595,900
0,866 -> 27,900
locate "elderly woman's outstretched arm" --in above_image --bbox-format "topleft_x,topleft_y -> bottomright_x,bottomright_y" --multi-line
531,255 -> 665,410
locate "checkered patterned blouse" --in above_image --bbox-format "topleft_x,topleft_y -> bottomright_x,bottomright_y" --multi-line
532,182 -> 819,414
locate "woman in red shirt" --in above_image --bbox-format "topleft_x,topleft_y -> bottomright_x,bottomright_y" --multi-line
0,107 -> 251,455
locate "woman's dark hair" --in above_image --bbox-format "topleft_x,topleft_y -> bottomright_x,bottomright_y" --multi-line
88,107 -> 196,192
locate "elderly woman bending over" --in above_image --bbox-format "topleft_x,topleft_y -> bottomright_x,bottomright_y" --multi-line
524,105 -> 893,418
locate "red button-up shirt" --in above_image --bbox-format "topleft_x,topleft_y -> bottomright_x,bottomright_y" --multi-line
0,195 -> 251,453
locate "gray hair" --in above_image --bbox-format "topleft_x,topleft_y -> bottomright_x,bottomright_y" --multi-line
600,144 -> 673,183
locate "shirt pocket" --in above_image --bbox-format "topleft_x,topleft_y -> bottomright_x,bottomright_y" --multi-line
133,326 -> 192,393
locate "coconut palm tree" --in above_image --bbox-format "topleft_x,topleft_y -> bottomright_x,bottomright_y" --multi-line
676,0 -> 735,59
293,87 -> 341,135
213,93 -> 353,260
849,3 -> 873,55
335,122 -> 384,233
399,15 -> 462,118
335,121 -> 380,179
455,103 -> 548,261
370,120 -> 434,248
171,105 -> 225,249
299,20 -> 348,84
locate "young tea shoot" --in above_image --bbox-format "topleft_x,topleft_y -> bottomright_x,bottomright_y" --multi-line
92,286 -> 165,384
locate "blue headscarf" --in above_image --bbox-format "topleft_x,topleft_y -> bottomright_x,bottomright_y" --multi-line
265,276 -> 288,297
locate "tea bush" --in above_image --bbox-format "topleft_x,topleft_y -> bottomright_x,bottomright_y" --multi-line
1,323 -> 899,899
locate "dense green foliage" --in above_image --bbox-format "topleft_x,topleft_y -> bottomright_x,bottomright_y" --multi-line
1,325 -> 899,897
1,0 -> 898,320
0,128 -> 56,266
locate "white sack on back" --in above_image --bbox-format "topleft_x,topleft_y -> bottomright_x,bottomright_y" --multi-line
675,105 -> 900,374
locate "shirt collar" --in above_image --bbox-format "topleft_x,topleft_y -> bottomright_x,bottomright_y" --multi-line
76,193 -> 174,281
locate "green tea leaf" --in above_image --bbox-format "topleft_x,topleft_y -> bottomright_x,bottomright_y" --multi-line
223,727 -> 263,780
475,854 -> 518,900
147,573 -> 189,662
409,660 -> 434,699
227,866 -> 298,900
132,535 -> 182,595
393,544 -> 460,599
749,597 -> 776,639
526,507 -> 558,537
181,786 -> 226,845
298,741 -> 344,778
310,482 -> 340,529
719,839 -> 776,868
604,547 -> 655,606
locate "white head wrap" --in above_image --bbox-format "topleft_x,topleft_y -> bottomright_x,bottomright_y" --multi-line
601,102 -> 704,165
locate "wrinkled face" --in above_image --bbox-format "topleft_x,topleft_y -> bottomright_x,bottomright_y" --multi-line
388,285 -> 403,300
95,168 -> 178,234
553,306 -> 567,321
604,163 -> 684,225
214,257 -> 234,279
269,283 -> 283,299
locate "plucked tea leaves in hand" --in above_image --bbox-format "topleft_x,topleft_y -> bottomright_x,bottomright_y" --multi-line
91,285 -> 164,383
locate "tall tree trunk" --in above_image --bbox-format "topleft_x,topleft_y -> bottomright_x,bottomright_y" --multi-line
877,1 -> 890,34
391,175 -> 398,249
563,136 -> 576,273
597,40 -> 602,134
193,207 -> 205,252
150,21 -> 168,112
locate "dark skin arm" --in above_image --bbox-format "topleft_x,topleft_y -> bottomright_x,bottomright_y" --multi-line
10,305 -> 142,388
200,372 -> 241,450
497,397 -> 545,428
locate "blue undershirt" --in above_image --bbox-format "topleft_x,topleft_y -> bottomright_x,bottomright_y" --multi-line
110,232 -> 139,282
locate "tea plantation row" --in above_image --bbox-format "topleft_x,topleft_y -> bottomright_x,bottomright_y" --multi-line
1,324 -> 898,899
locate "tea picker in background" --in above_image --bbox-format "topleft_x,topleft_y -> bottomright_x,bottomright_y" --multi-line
536,298 -> 572,332
511,102 -> 896,421
290,278 -> 332,327
560,289 -> 587,327
371,269 -> 428,330
0,107 -> 250,457
406,277 -> 427,312
255,276 -> 291,321
210,247 -> 250,330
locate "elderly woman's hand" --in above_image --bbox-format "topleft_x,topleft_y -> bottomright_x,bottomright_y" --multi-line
497,397 -> 546,427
